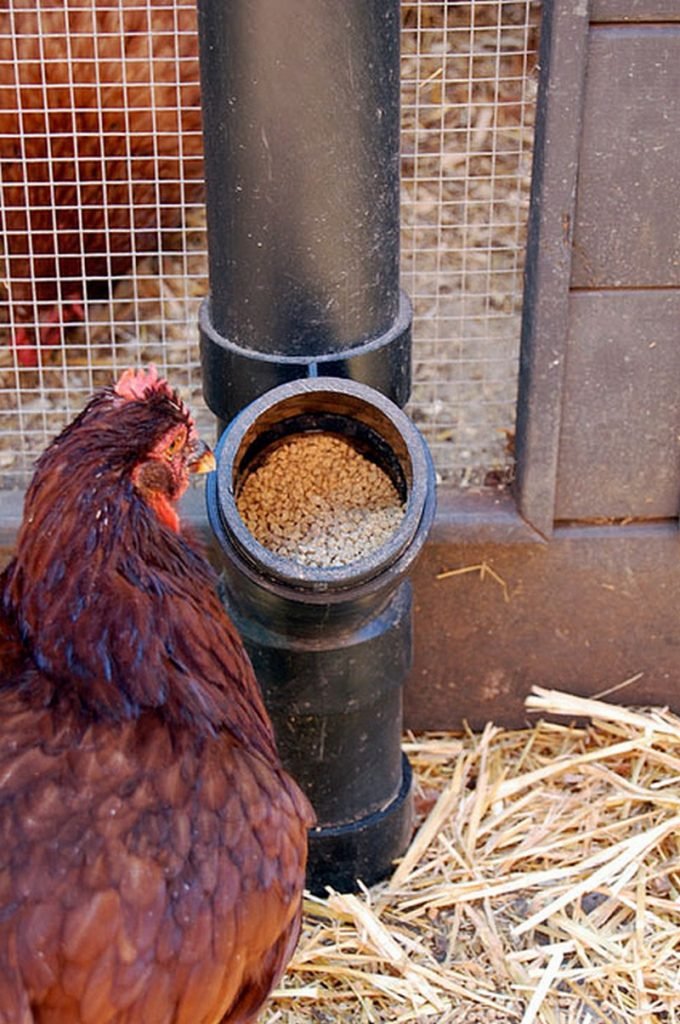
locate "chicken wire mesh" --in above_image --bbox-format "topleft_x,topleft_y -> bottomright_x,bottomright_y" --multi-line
0,0 -> 540,490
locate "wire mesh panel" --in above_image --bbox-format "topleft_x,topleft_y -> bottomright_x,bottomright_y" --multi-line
402,0 -> 539,484
0,0 -> 207,488
0,0 -> 539,490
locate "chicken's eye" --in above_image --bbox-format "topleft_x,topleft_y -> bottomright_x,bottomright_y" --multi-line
164,432 -> 186,461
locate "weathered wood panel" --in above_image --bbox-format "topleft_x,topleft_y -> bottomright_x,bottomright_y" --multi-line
407,492 -> 680,730
571,24 -> 680,288
514,0 -> 589,537
554,290 -> 680,520
591,0 -> 680,22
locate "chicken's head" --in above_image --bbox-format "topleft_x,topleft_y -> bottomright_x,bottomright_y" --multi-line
29,364 -> 216,537
110,365 -> 216,532
7,366 -> 222,722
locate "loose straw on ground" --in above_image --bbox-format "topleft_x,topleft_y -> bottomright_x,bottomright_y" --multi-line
266,685 -> 680,1023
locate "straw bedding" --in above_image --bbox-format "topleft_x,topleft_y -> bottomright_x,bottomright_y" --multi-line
263,687 -> 680,1023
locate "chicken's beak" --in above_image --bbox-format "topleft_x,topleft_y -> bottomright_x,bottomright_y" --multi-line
188,439 -> 217,475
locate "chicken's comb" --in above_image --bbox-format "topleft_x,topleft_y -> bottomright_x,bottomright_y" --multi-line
114,364 -> 166,402
112,364 -> 195,431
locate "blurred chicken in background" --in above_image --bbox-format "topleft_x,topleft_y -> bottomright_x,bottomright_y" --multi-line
0,0 -> 204,366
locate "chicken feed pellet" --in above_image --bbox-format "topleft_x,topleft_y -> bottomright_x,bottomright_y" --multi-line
236,433 -> 406,567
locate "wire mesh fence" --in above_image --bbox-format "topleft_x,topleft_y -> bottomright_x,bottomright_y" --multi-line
0,0 -> 540,490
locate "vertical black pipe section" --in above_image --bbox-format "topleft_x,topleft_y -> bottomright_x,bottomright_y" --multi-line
196,1 -> 427,892
206,378 -> 436,893
196,0 -> 411,422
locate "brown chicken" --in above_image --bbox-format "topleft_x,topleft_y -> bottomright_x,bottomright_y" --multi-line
0,366 -> 313,1022
0,0 -> 204,366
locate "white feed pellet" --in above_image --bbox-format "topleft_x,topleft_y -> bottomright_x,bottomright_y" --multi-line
236,432 -> 406,567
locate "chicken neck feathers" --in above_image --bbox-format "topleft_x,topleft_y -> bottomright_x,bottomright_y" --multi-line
2,385 -> 277,764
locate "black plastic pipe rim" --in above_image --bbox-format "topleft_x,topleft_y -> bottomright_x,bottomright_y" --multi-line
208,376 -> 436,599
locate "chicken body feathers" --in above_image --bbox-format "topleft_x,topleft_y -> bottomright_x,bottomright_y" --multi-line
0,698 -> 309,1024
0,375 -> 313,1023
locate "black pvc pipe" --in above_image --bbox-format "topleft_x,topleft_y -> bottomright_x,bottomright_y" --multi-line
195,0 -> 431,892
207,378 -> 436,893
196,0 -> 411,420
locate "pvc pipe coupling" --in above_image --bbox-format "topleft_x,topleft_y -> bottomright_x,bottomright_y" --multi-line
206,376 -> 436,894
